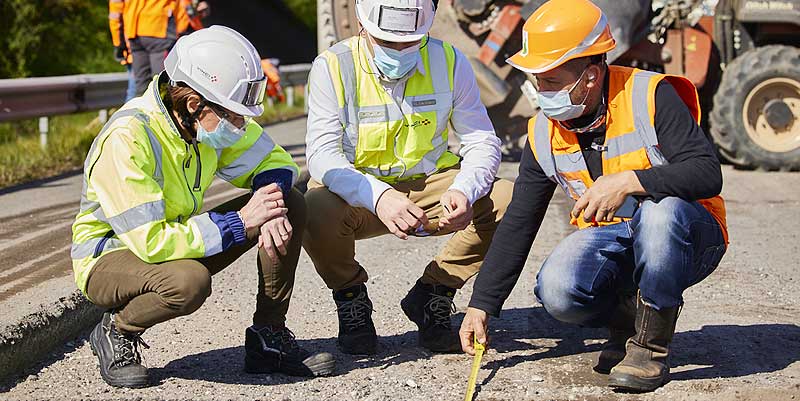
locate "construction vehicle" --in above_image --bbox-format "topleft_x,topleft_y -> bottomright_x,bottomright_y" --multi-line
317,0 -> 800,170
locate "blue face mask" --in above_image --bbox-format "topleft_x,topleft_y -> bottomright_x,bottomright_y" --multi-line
196,112 -> 245,149
372,43 -> 421,80
536,69 -> 590,121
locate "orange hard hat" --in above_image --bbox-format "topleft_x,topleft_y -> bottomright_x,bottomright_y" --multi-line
507,0 -> 616,74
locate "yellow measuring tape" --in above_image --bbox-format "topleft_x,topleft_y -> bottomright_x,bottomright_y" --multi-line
463,338 -> 485,401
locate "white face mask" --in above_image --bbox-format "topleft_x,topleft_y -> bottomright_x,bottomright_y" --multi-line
536,69 -> 590,121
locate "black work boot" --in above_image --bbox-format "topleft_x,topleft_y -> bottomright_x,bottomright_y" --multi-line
89,312 -> 149,388
333,284 -> 377,355
594,294 -> 637,374
245,325 -> 336,377
400,279 -> 460,353
608,294 -> 681,392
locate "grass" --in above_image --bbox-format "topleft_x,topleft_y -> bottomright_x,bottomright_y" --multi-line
0,90 -> 307,189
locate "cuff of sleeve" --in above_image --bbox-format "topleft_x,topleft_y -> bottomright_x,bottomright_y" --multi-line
634,169 -> 665,200
253,169 -> 295,198
468,294 -> 503,317
209,211 -> 247,249
447,183 -> 479,205
367,175 -> 393,213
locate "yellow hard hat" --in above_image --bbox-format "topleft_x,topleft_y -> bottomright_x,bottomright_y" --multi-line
507,0 -> 616,74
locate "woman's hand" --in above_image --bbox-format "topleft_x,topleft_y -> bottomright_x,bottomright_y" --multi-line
239,184 -> 287,232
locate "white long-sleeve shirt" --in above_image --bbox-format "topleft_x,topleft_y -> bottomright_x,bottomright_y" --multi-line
305,40 -> 502,213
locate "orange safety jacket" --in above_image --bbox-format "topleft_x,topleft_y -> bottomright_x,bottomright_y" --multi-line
529,65 -> 728,243
108,0 -> 188,42
108,0 -> 133,65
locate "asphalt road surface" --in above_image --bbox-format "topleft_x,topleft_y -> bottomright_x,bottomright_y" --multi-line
1,117 -> 798,400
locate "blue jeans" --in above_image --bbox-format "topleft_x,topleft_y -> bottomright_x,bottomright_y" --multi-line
534,197 -> 726,327
125,64 -> 136,101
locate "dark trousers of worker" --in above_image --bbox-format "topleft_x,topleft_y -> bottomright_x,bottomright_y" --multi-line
84,189 -> 306,334
534,197 -> 727,327
129,36 -> 176,96
303,167 -> 514,291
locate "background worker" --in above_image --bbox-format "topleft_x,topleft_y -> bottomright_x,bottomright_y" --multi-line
109,0 -> 188,96
107,0 -> 136,101
304,0 -> 513,356
179,0 -> 210,34
71,26 -> 334,388
458,0 -> 728,392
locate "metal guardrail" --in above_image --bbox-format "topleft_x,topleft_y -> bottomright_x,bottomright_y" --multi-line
0,64 -> 313,123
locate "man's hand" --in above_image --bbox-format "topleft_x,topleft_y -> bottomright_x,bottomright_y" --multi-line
239,184 -> 287,234
459,307 -> 489,355
571,171 -> 645,223
113,46 -> 127,62
258,215 -> 292,260
375,189 -> 429,240
439,189 -> 473,232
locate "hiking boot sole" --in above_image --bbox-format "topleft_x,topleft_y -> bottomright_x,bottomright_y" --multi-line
89,325 -> 149,389
608,372 -> 667,392
244,352 -> 336,377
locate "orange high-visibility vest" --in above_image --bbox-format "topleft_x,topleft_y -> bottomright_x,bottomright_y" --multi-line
529,66 -> 728,242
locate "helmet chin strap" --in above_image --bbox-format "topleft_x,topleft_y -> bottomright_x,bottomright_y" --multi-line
181,99 -> 206,140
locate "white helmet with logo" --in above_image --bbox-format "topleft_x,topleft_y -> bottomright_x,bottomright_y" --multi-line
164,25 -> 266,117
355,0 -> 436,43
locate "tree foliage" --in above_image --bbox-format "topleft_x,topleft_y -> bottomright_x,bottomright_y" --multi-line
0,0 -> 122,78
282,0 -> 316,33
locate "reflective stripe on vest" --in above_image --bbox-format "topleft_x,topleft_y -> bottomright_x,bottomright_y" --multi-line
324,36 -> 458,182
530,66 -> 726,238
73,110 -> 166,259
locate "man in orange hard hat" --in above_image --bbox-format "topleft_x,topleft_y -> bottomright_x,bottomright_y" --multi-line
458,0 -> 728,392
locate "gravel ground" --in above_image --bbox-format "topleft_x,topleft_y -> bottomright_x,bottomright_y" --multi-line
1,164 -> 799,401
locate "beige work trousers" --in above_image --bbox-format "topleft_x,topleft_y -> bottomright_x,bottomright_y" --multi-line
303,167 -> 513,290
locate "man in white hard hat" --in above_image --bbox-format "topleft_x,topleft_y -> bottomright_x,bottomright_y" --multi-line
72,26 -> 334,388
304,0 -> 513,355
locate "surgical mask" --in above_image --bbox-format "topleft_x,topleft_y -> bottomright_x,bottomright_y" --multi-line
196,113 -> 245,149
536,69 -> 590,121
372,43 -> 420,80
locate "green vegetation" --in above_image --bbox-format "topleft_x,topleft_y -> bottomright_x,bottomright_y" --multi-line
283,0 -> 317,32
0,0 -> 122,78
0,114 -> 99,188
0,92 -> 306,189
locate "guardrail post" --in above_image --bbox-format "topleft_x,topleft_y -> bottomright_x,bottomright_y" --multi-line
39,117 -> 49,149
98,109 -> 108,124
286,86 -> 295,107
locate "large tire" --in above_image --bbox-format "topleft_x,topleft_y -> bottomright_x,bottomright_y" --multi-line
710,45 -> 800,171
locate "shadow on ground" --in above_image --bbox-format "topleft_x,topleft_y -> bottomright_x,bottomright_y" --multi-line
150,307 -> 800,389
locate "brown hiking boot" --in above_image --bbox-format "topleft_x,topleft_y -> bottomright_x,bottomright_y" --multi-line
594,294 -> 636,374
608,294 -> 680,392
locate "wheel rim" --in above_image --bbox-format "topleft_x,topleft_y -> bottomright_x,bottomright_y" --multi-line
742,77 -> 800,153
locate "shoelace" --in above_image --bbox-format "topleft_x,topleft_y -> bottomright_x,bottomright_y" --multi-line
112,330 -> 149,367
336,292 -> 374,330
425,293 -> 456,329
255,326 -> 300,352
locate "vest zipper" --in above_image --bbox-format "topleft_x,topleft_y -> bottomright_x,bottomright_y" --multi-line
182,143 -> 198,216
191,139 -> 202,191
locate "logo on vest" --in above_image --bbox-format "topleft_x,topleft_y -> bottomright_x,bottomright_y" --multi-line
358,110 -> 387,120
412,99 -> 437,107
405,118 -> 432,128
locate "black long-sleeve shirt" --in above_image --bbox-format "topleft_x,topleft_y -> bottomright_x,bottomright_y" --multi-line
468,81 -> 723,316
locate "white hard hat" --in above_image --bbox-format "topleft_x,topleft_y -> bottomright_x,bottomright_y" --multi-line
355,0 -> 436,43
164,25 -> 266,117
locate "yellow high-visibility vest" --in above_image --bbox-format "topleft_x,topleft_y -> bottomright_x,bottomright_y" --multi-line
318,36 -> 461,183
71,75 -> 298,294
